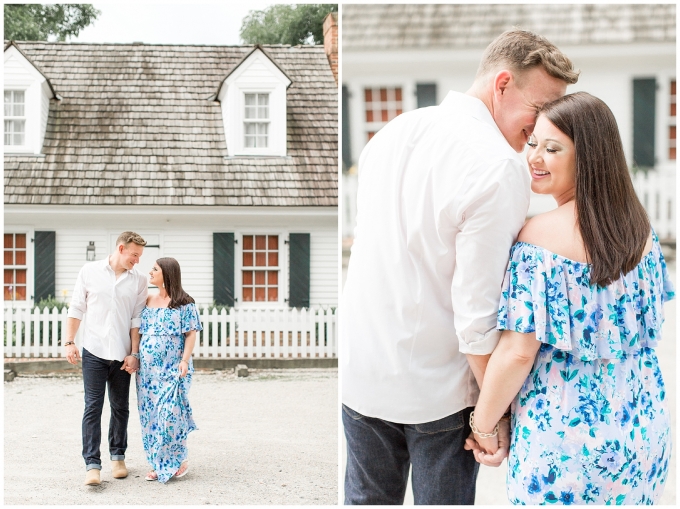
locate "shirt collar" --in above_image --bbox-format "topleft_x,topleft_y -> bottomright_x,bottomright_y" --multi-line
440,90 -> 504,136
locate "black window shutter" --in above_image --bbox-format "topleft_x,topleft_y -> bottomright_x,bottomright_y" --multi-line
342,85 -> 352,171
416,83 -> 437,108
288,233 -> 310,308
633,78 -> 656,168
213,233 -> 234,307
34,231 -> 56,303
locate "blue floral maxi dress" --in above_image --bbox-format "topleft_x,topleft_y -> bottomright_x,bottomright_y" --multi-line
497,234 -> 674,505
136,303 -> 203,483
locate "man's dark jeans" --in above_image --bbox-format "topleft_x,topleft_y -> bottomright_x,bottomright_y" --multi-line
343,404 -> 479,505
81,348 -> 131,471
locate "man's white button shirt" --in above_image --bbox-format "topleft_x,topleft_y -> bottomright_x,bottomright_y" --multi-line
341,91 -> 531,424
68,258 -> 148,362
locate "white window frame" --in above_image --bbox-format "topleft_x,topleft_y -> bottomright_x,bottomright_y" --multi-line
3,228 -> 35,308
234,231 -> 288,308
243,92 -> 270,149
4,89 -> 27,148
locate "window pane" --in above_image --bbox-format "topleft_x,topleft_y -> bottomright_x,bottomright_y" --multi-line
15,269 -> 26,284
14,103 -> 24,116
4,103 -> 11,117
243,287 -> 253,302
14,132 -> 24,146
258,94 -> 269,106
4,286 -> 12,300
4,90 -> 10,103
4,234 -> 13,248
268,235 -> 278,250
245,94 -> 256,105
14,91 -> 24,103
257,123 -> 268,135
4,269 -> 13,284
268,252 -> 278,266
243,270 -> 253,285
255,235 -> 266,249
255,271 -> 265,285
244,135 -> 255,148
243,235 -> 253,249
4,251 -> 13,265
245,106 -> 256,119
15,251 -> 26,265
255,287 -> 265,301
268,271 -> 278,285
16,234 -> 26,248
15,285 -> 27,300
4,132 -> 11,146
245,123 -> 257,135
243,251 -> 253,266
267,287 -> 278,301
255,252 -> 266,266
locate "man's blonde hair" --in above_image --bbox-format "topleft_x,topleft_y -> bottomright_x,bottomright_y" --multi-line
116,231 -> 147,247
476,28 -> 580,86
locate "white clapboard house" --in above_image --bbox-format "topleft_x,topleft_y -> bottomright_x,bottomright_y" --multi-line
3,13 -> 339,359
342,4 -> 675,243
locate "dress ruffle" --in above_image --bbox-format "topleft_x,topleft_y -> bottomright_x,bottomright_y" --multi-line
497,234 -> 674,360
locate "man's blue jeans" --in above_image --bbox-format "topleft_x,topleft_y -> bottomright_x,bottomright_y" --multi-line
343,404 -> 479,505
81,348 -> 131,471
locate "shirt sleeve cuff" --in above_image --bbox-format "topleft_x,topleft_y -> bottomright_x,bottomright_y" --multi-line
457,328 -> 501,355
130,318 -> 141,329
67,307 -> 84,320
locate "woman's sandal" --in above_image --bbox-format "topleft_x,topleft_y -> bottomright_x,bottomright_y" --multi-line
174,461 -> 189,478
145,471 -> 158,481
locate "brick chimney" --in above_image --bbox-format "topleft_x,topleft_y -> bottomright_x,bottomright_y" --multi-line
323,12 -> 338,84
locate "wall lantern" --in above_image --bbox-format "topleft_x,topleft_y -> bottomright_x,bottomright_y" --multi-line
86,241 -> 96,261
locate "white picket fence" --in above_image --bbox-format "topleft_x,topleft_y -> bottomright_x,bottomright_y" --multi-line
3,306 -> 337,359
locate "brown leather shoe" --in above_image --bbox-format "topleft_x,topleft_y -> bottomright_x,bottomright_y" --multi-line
111,460 -> 128,479
84,469 -> 101,485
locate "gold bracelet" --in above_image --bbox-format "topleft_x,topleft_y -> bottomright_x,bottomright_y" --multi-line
180,359 -> 189,363
470,411 -> 499,438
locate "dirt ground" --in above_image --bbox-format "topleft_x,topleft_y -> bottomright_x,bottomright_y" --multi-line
4,368 -> 338,505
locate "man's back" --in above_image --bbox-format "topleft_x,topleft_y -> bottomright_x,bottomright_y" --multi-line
341,91 -> 530,423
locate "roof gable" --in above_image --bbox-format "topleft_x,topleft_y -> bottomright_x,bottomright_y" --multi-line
216,45 -> 292,99
4,42 -> 58,98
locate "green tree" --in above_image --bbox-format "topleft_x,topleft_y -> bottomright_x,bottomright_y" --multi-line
4,4 -> 100,41
240,4 -> 337,46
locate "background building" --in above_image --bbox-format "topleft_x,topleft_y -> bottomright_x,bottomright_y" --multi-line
4,23 -> 339,311
342,3 -> 676,247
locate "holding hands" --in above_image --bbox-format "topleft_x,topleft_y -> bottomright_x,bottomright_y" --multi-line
464,412 -> 511,468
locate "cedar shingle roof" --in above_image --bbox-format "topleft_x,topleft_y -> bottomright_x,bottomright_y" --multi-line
4,42 -> 337,206
343,4 -> 676,51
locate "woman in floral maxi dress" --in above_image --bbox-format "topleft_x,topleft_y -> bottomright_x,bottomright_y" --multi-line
467,93 -> 674,504
137,257 -> 202,483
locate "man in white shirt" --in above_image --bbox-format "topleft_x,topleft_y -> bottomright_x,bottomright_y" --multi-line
64,231 -> 148,486
341,29 -> 579,504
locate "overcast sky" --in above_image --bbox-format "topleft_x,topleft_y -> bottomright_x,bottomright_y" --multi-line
72,1 -> 282,45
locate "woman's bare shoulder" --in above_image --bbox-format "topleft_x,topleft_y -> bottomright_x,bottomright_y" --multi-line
517,203 -> 586,261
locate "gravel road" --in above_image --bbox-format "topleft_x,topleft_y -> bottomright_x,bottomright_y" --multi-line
5,368 -> 338,505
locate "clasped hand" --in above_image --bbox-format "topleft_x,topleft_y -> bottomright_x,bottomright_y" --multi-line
120,355 -> 139,374
464,417 -> 511,468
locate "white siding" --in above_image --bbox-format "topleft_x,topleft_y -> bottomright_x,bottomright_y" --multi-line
4,54 -> 34,81
55,231 -> 109,302
39,81 -> 51,152
310,229 -> 338,307
162,232 -> 214,305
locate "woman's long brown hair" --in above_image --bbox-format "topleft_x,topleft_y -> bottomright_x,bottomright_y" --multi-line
156,257 -> 195,308
540,92 -> 650,286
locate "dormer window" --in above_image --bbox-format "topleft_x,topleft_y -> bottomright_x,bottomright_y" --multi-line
216,46 -> 292,157
244,93 -> 269,148
4,90 -> 26,146
4,42 -> 58,155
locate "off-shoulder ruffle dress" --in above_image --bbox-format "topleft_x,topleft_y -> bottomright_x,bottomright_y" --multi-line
136,303 -> 202,483
498,234 -> 674,505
